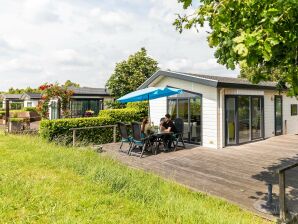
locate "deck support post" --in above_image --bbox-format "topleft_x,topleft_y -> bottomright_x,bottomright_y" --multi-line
73,129 -> 76,147
113,125 -> 116,143
279,172 -> 286,222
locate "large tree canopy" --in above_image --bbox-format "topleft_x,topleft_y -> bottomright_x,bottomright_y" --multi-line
106,48 -> 159,99
174,0 -> 298,96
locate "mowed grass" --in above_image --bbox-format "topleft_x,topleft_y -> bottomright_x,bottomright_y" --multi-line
0,132 -> 272,224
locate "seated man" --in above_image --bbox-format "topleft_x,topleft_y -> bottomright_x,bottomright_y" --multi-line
162,114 -> 177,133
162,114 -> 177,149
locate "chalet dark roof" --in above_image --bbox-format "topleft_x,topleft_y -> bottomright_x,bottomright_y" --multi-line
21,93 -> 42,99
138,70 -> 277,90
67,87 -> 110,96
0,94 -> 23,100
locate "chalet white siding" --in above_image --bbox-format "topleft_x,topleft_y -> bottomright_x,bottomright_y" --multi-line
283,95 -> 298,134
148,76 -> 218,149
24,100 -> 39,107
263,91 -> 298,137
264,91 -> 276,138
149,97 -> 167,126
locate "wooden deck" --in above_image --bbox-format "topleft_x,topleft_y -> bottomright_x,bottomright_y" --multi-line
102,135 -> 298,220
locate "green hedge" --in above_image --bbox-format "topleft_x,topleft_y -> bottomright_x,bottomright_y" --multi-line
40,104 -> 148,146
23,107 -> 38,113
98,108 -> 145,122
40,115 -> 115,145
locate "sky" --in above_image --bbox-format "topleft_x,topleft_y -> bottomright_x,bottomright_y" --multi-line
0,0 -> 239,91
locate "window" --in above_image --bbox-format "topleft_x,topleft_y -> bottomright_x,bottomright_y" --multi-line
167,91 -> 202,144
27,102 -> 32,107
291,104 -> 298,116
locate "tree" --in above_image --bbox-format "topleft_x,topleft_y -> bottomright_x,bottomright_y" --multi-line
106,48 -> 159,98
174,0 -> 298,96
63,80 -> 80,88
7,87 -> 41,94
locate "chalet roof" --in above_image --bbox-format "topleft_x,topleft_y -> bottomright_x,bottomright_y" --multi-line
138,70 -> 277,90
21,93 -> 42,99
0,94 -> 23,100
67,87 -> 110,96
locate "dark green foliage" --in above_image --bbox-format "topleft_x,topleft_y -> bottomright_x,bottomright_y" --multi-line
175,0 -> 298,96
106,48 -> 159,99
7,87 -> 41,94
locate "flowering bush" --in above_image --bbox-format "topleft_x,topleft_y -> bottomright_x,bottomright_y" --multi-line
37,83 -> 73,119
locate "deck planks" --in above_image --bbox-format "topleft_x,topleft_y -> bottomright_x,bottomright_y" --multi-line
103,134 -> 298,220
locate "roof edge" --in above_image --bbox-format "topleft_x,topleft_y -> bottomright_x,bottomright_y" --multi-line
138,70 -> 219,89
138,70 -> 278,91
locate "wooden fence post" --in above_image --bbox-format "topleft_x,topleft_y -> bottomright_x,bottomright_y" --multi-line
73,129 -> 76,147
5,99 -> 9,132
113,125 -> 116,143
279,172 -> 286,221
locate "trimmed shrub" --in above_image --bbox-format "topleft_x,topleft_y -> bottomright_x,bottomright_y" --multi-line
40,115 -> 115,146
10,118 -> 29,123
40,104 -> 148,146
98,108 -> 144,122
23,107 -> 38,113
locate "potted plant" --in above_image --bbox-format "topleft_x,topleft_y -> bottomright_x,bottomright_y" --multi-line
84,110 -> 94,117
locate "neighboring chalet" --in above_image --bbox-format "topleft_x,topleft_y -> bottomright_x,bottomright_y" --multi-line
49,87 -> 113,119
1,87 -> 113,119
1,93 -> 41,110
139,70 -> 298,149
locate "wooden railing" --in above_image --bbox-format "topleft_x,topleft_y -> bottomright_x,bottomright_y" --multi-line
70,124 -> 130,147
277,162 -> 298,222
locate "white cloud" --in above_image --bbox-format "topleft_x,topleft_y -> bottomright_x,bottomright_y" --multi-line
53,49 -> 93,67
0,0 -> 239,91
22,0 -> 61,23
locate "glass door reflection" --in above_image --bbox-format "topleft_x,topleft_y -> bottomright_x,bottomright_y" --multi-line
190,97 -> 201,143
251,97 -> 262,139
178,99 -> 189,141
238,96 -> 250,143
226,97 -> 236,145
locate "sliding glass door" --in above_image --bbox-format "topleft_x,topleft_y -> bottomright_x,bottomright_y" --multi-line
274,96 -> 283,135
168,91 -> 202,144
251,97 -> 262,139
226,97 -> 236,145
238,96 -> 250,143
225,95 -> 264,145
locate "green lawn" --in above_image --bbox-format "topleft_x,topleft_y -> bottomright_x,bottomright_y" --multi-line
0,132 -> 271,224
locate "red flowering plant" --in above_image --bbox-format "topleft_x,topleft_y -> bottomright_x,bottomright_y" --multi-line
38,83 -> 73,119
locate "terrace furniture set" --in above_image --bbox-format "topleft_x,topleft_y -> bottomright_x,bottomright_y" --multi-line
117,118 -> 186,158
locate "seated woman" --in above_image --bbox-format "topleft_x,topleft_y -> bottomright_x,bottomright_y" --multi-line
159,117 -> 166,132
141,117 -> 153,137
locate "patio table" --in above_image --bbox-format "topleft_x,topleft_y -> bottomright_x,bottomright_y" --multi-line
149,131 -> 174,155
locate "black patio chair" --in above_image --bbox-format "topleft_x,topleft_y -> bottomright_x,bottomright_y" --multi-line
173,118 -> 186,150
117,122 -> 132,154
130,122 -> 150,158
